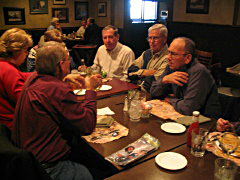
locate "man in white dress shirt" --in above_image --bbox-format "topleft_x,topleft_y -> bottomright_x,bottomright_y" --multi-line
76,19 -> 87,38
91,25 -> 135,81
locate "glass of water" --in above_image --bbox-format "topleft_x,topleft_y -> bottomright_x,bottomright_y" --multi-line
191,128 -> 208,157
214,158 -> 237,180
128,99 -> 142,122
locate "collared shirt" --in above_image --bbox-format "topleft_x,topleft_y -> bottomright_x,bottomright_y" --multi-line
92,42 -> 135,81
129,44 -> 168,79
0,59 -> 31,129
47,25 -> 55,30
76,26 -> 85,37
12,72 -> 97,163
150,59 -> 221,118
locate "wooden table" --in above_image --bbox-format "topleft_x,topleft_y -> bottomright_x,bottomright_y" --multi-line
88,94 -> 216,171
106,144 -> 240,180
64,37 -> 85,49
77,78 -> 139,100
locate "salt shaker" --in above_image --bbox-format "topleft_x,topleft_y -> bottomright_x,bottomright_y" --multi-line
123,96 -> 129,112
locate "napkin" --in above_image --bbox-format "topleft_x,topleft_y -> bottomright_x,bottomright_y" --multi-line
96,116 -> 114,127
176,115 -> 211,126
97,107 -> 115,115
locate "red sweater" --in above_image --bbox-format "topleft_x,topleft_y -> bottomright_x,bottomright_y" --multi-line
12,73 -> 97,163
0,59 -> 31,129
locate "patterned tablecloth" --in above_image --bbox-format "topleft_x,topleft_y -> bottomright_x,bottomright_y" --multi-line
148,99 -> 184,120
82,121 -> 129,144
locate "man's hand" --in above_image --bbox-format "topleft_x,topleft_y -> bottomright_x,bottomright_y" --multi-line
85,74 -> 102,91
162,71 -> 188,86
216,118 -> 234,132
164,97 -> 171,103
63,74 -> 85,89
141,69 -> 156,76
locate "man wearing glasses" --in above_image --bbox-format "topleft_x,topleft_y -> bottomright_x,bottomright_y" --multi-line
128,24 -> 168,92
150,37 -> 221,118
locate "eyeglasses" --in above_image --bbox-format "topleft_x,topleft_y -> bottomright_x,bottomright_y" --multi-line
168,51 -> 189,57
146,36 -> 161,41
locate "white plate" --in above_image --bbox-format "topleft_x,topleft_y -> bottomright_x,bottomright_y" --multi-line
161,122 -> 186,134
73,89 -> 86,95
155,152 -> 187,170
99,85 -> 112,91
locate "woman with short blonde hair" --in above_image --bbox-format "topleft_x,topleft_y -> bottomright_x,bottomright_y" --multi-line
0,28 -> 32,59
44,29 -> 63,43
0,28 -> 33,129
27,29 -> 69,72
48,17 -> 61,32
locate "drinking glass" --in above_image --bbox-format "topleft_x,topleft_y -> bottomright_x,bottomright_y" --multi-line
214,158 -> 237,180
140,93 -> 152,119
128,99 -> 142,122
191,128 -> 208,157
87,66 -> 101,75
78,65 -> 87,77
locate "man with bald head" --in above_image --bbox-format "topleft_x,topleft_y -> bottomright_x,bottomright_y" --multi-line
150,37 -> 221,118
12,41 -> 102,180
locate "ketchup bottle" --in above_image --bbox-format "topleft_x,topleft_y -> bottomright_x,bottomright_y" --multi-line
187,111 -> 200,147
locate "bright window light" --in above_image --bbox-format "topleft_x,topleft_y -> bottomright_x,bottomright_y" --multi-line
130,0 -> 158,23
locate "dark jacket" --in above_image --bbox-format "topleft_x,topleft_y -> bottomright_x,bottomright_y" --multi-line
84,23 -> 101,45
0,124 -> 51,180
151,59 -> 221,119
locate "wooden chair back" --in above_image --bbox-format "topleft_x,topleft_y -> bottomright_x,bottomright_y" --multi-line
195,49 -> 213,69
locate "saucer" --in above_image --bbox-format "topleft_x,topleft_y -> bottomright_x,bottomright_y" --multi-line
155,152 -> 187,170
99,85 -> 112,91
161,122 -> 186,134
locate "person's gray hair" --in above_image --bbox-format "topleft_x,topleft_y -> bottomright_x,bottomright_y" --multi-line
36,41 -> 66,76
51,17 -> 59,26
148,24 -> 168,38
174,37 -> 196,56
102,25 -> 119,36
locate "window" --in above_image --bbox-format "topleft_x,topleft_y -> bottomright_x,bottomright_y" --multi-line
130,0 -> 158,23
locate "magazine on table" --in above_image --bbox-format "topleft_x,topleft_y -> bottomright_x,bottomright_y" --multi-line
105,133 -> 160,166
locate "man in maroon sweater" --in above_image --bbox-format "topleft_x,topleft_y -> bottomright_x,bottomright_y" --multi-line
12,41 -> 102,180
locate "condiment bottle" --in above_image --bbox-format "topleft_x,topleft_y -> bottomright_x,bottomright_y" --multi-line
79,59 -> 87,76
80,59 -> 85,66
123,96 -> 129,112
187,111 -> 200,147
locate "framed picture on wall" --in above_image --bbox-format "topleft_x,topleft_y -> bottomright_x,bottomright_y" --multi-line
52,8 -> 69,23
186,0 -> 209,14
97,2 -> 107,17
29,0 -> 48,14
3,7 -> 25,25
75,2 -> 88,20
53,0 -> 66,5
